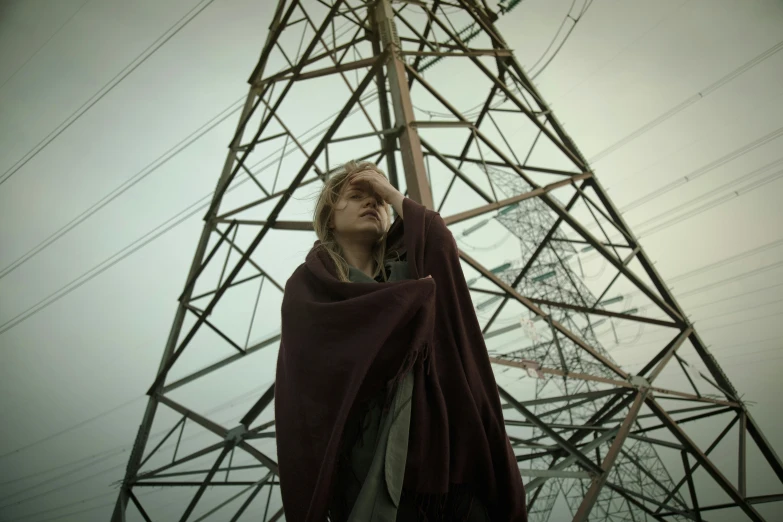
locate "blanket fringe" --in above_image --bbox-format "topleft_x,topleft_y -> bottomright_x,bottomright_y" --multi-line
329,484 -> 478,522
400,483 -> 477,522
384,340 -> 432,413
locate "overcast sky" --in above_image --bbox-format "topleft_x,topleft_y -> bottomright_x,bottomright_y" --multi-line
1,0 -> 782,520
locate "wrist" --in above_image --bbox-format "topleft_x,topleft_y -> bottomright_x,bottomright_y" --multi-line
387,190 -> 405,218
387,189 -> 404,206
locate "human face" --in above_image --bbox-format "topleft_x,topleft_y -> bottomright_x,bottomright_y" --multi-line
330,173 -> 389,242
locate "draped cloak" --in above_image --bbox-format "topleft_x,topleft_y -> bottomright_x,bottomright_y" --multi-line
275,196 -> 527,521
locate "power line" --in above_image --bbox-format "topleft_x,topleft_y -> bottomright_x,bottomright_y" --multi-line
0,447 -> 127,488
607,333 -> 782,357
583,158 -> 783,245
578,128 -> 783,261
677,281 -> 783,314
580,247 -> 783,340
0,95 -> 246,280
632,158 -> 783,237
0,196 -> 211,336
0,395 -> 145,461
595,257 -> 783,336
7,486 -> 169,522
6,490 -> 120,522
583,156 -> 783,262
0,0 -> 217,187
1,380 -> 276,517
605,309 -> 783,355
579,235 -> 783,303
668,258 -> 783,300
529,0 -> 594,80
0,458 -> 126,512
661,237 -> 783,285
0,91 -> 378,336
604,288 -> 783,340
621,341 -> 783,372
619,125 -> 783,213
589,38 -> 783,164
0,386 -> 267,498
601,87 -> 783,197
526,0 -> 578,74
550,0 -> 690,103
599,295 -> 783,339
0,14 -> 360,280
1,378 -> 275,487
637,169 -> 783,238
0,0 -> 92,91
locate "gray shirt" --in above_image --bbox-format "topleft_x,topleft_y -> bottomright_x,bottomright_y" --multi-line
343,260 -> 414,522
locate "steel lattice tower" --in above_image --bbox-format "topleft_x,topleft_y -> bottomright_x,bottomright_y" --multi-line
478,167 -> 684,521
112,1 -> 783,520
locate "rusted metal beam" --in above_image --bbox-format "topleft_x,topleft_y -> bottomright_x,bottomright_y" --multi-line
633,407 -> 735,435
442,173 -> 592,226
432,153 -> 579,177
241,382 -> 275,428
573,391 -> 647,521
370,34 -> 400,190
162,333 -> 280,393
604,481 -> 688,521
654,415 -> 739,515
739,410 -> 747,498
619,447 -> 689,510
646,398 -> 764,521
141,464 -> 266,479
498,386 -> 604,475
137,441 -> 225,482
419,136 -> 494,203
681,451 -> 702,521
525,296 -> 677,328
249,0 -> 299,85
265,54 -> 376,83
646,327 -> 692,383
525,426 -> 620,491
401,49 -> 513,57
489,358 -> 737,407
745,408 -> 783,483
376,0 -> 433,208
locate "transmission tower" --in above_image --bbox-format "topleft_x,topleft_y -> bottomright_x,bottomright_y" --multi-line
473,167 -> 685,521
112,1 -> 783,521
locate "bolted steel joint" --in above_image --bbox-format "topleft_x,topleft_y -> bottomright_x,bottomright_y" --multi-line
629,374 -> 651,391
225,424 -> 248,445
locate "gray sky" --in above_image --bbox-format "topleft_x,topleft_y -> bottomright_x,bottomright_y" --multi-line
1,0 -> 782,520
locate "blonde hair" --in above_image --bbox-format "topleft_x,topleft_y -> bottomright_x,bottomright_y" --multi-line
312,160 -> 392,282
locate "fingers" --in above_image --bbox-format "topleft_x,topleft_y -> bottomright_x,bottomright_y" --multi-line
349,171 -> 390,200
349,172 -> 378,185
348,175 -> 368,189
349,169 -> 384,183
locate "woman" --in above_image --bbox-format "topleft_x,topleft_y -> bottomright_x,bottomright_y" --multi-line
275,161 -> 527,522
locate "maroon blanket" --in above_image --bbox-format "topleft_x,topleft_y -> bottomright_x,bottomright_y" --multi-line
275,197 -> 526,521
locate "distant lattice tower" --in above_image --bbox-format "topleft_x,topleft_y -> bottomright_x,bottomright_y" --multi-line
469,166 -> 685,521
112,1 -> 783,520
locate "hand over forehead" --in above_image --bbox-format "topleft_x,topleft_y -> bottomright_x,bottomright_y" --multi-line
349,168 -> 382,181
